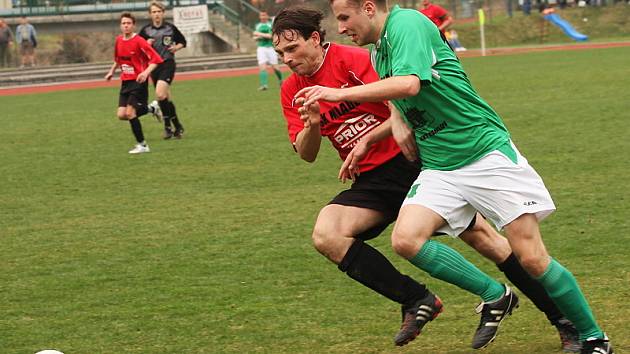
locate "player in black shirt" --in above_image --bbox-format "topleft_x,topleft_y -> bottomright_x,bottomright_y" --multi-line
140,1 -> 187,139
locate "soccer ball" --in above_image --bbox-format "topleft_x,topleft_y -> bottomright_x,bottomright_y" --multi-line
35,350 -> 64,354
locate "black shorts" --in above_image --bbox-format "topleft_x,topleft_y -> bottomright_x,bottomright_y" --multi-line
329,153 -> 421,240
151,59 -> 176,85
118,80 -> 149,111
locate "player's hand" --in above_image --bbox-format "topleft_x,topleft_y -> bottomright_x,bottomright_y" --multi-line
338,140 -> 369,183
295,97 -> 320,129
136,72 -> 148,83
104,72 -> 113,81
294,85 -> 343,108
167,45 -> 178,53
147,38 -> 155,45
391,117 -> 418,161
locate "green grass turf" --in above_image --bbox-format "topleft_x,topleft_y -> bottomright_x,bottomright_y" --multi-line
1,46 -> 629,353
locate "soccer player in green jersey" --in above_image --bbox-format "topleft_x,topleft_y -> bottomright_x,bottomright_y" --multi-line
295,1 -> 613,353
253,11 -> 283,90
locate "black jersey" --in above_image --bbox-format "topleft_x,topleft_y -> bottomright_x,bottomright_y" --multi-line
139,21 -> 186,62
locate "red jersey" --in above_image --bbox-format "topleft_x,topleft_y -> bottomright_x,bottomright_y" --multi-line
114,34 -> 163,81
281,43 -> 400,173
420,4 -> 449,30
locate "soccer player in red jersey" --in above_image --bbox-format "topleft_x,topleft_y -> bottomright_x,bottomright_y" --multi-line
273,6 -> 579,351
105,12 -> 163,154
419,0 -> 452,33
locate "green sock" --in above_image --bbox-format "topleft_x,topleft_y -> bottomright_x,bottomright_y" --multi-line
536,258 -> 604,341
274,68 -> 283,82
410,240 -> 505,302
259,70 -> 268,86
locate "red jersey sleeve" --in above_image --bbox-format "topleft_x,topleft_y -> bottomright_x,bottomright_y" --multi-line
114,35 -> 121,65
433,5 -> 448,19
138,36 -> 164,65
420,5 -> 449,27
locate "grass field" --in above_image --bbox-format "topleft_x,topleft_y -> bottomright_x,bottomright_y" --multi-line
1,46 -> 629,353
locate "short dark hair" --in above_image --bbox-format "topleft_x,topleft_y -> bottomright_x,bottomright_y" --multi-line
120,12 -> 136,24
272,6 -> 326,45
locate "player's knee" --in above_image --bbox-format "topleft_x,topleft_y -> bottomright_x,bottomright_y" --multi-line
516,253 -> 548,277
391,230 -> 423,259
155,92 -> 168,101
462,229 -> 510,263
311,226 -> 336,253
117,112 -> 128,120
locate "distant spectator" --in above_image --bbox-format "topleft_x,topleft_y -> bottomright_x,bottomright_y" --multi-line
16,16 -> 37,68
419,0 -> 453,33
0,19 -> 14,68
446,29 -> 466,52
523,0 -> 532,15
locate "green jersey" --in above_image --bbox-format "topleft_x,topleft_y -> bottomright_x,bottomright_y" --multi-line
255,21 -> 273,48
372,6 -> 511,170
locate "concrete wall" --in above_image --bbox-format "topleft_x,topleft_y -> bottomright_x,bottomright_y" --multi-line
0,0 -> 12,10
179,31 -> 232,56
4,11 -> 238,57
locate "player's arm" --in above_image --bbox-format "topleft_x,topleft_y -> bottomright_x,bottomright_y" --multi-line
436,6 -> 453,31
141,38 -> 164,65
282,83 -> 322,163
337,117 -> 393,181
173,25 -> 187,48
168,42 -> 185,53
338,103 -> 417,181
293,97 -> 322,163
137,62 -> 158,83
295,75 -> 420,107
438,15 -> 452,31
253,32 -> 272,39
388,102 -> 418,161
105,61 -> 118,81
136,41 -> 163,82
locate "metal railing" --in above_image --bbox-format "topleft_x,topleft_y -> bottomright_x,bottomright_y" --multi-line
0,0 -> 259,21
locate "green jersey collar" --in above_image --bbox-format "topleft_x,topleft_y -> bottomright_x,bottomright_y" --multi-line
376,5 -> 401,50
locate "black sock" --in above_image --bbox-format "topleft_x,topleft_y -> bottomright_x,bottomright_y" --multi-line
498,253 -> 563,324
163,117 -> 172,130
339,239 -> 429,307
158,99 -> 174,130
172,116 -> 183,130
129,118 -> 145,143
137,105 -> 148,117
165,100 -> 182,130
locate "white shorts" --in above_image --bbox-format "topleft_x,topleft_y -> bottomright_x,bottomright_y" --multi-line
402,142 -> 556,236
257,46 -> 278,65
